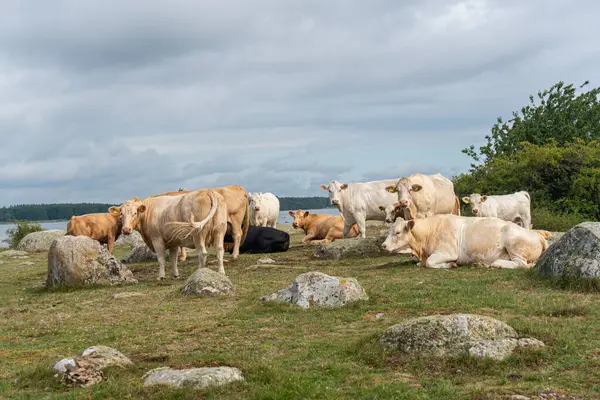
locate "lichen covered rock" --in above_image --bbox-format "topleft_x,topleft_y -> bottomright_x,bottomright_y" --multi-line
17,230 -> 66,252
181,268 -> 235,297
313,237 -> 383,260
143,366 -> 244,389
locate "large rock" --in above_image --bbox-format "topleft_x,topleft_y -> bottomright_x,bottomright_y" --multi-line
17,230 -> 66,253
114,230 -> 144,247
313,237 -> 384,260
380,314 -> 544,360
47,236 -> 138,288
534,222 -> 600,280
53,345 -> 133,388
181,268 -> 235,297
260,271 -> 368,309
121,243 -> 157,263
143,366 -> 244,389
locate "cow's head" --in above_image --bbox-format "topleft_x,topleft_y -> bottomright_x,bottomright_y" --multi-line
381,218 -> 415,254
108,198 -> 146,235
462,193 -> 486,215
320,180 -> 348,209
288,209 -> 310,229
386,177 -> 422,209
249,193 -> 263,212
379,202 -> 401,225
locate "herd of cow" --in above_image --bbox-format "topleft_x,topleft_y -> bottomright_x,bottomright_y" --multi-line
65,172 -> 552,280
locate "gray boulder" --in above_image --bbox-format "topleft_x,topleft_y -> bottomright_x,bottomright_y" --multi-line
181,268 -> 235,297
122,243 -> 157,263
380,314 -> 544,360
0,250 -> 29,258
114,230 -> 144,247
17,230 -> 66,253
534,222 -> 600,280
260,271 -> 368,309
47,236 -> 138,288
313,237 -> 384,260
143,366 -> 244,389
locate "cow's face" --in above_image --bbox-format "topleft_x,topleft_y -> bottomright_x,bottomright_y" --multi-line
249,194 -> 263,212
462,193 -> 486,215
320,181 -> 348,208
288,209 -> 308,229
387,177 -> 422,210
379,202 -> 401,225
109,199 -> 146,235
381,218 -> 414,253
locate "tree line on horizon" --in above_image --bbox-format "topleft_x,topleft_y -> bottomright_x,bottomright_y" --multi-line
0,197 -> 334,223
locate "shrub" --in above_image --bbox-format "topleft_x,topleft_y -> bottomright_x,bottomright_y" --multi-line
531,207 -> 587,232
2,220 -> 45,249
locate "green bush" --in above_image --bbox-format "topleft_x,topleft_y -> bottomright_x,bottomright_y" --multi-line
2,220 -> 45,249
531,207 -> 587,232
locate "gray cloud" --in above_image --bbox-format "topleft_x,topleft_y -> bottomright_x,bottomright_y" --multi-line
1,0 -> 599,206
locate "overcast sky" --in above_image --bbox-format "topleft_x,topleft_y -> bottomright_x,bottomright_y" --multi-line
1,0 -> 598,206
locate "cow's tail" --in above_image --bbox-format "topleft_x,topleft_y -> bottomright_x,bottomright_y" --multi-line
168,190 -> 219,241
534,229 -> 553,251
453,195 -> 461,216
240,191 -> 250,245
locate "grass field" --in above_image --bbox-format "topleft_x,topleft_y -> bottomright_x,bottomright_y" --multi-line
0,224 -> 599,399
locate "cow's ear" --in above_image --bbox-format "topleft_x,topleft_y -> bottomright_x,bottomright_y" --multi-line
133,196 -> 140,201
340,184 -> 348,190
385,185 -> 397,193
462,197 -> 470,204
481,196 -> 487,202
407,220 -> 416,230
137,205 -> 146,213
304,211 -> 309,215
411,184 -> 423,192
288,211 -> 295,216
379,206 -> 385,212
320,184 -> 328,191
108,206 -> 120,216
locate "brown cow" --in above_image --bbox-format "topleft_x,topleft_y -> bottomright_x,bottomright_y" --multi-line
288,209 -> 360,244
152,185 -> 249,260
109,189 -> 228,280
66,213 -> 122,253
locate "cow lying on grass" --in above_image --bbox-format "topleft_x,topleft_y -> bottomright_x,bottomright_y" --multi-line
66,213 -> 122,253
224,226 -> 290,254
288,209 -> 359,244
109,189 -> 228,280
381,214 -> 552,269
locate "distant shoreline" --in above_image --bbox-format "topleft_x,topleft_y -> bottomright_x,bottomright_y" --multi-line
0,219 -> 69,226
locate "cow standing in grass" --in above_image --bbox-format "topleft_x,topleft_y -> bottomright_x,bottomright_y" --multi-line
381,214 -> 552,269
66,213 -> 122,253
462,191 -> 532,229
109,189 -> 228,280
249,192 -> 280,228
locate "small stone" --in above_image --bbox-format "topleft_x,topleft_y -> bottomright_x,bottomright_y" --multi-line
19,261 -> 35,267
53,358 -> 77,374
260,271 -> 368,309
313,237 -> 383,260
121,243 -> 157,263
181,268 -> 235,297
0,250 -> 29,257
375,313 -> 385,319
142,366 -> 244,389
80,345 -> 133,369
112,292 -> 146,299
257,257 -> 276,264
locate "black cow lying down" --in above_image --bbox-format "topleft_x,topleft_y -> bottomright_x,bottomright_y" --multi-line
224,226 -> 290,254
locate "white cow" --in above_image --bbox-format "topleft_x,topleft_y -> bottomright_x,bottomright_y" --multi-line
320,179 -> 399,238
381,214 -> 552,269
249,192 -> 280,228
462,191 -> 532,229
385,173 -> 460,219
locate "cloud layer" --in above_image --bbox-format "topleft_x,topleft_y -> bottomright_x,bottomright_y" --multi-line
1,0 -> 598,206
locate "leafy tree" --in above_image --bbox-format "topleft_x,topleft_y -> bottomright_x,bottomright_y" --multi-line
2,220 -> 45,249
463,80 -> 600,167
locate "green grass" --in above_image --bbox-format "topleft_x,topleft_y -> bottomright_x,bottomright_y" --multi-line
1,224 -> 599,399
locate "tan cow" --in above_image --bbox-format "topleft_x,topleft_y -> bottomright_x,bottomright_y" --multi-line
66,213 -> 122,253
109,189 -> 228,280
153,185 -> 249,260
381,214 -> 552,269
288,209 -> 360,244
385,173 -> 460,219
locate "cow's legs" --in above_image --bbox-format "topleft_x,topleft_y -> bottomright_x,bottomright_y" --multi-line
231,224 -> 242,259
425,252 -> 458,269
522,213 -> 532,230
169,245 -> 180,278
153,240 -> 167,280
215,231 -> 226,275
355,213 -> 367,238
302,233 -> 316,243
178,247 -> 187,262
193,235 -> 208,271
343,218 -> 356,238
107,235 -> 115,253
